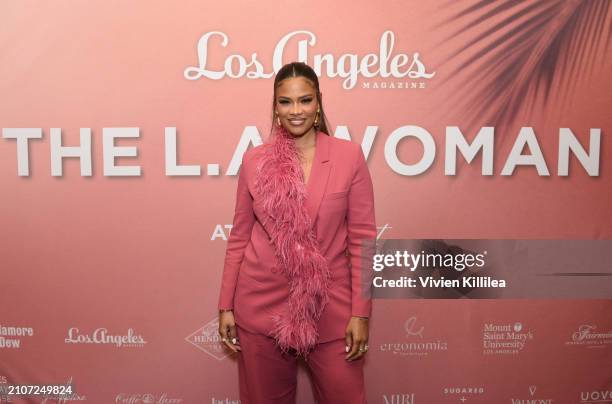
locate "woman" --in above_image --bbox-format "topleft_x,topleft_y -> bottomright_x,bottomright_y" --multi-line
217,61 -> 376,404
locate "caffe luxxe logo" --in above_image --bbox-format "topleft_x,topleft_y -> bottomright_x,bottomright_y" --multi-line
115,393 -> 183,404
184,30 -> 435,90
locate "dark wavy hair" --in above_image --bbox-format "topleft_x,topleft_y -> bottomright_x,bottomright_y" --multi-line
271,62 -> 331,136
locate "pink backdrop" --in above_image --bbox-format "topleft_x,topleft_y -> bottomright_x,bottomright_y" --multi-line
1,1 -> 611,403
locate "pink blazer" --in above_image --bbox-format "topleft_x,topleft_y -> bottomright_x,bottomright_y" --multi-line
217,131 -> 376,343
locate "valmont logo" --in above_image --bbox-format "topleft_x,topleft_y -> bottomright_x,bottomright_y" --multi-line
184,30 -> 435,90
509,385 -> 554,404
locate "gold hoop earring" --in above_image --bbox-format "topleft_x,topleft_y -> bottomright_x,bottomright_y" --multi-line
276,115 -> 281,127
314,109 -> 320,127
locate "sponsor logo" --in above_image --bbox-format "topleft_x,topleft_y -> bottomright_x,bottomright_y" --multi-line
0,324 -> 34,349
115,393 -> 183,404
185,317 -> 233,361
509,385 -> 553,404
184,30 -> 435,90
442,386 -> 485,402
566,324 -> 612,348
382,393 -> 416,404
579,389 -> 612,403
483,322 -> 533,355
210,398 -> 240,404
379,316 -> 448,357
64,328 -> 146,348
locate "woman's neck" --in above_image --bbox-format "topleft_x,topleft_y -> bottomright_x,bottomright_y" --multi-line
291,127 -> 317,152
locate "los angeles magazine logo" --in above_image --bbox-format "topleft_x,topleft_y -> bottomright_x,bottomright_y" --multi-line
184,30 -> 435,90
64,327 -> 146,348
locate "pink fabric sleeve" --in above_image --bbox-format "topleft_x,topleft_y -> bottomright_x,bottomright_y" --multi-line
217,152 -> 256,310
346,143 -> 377,317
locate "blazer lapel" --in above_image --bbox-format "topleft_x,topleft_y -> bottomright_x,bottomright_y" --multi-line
304,131 -> 331,230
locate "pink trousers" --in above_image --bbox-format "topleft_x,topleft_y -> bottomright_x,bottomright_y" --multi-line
236,325 -> 368,404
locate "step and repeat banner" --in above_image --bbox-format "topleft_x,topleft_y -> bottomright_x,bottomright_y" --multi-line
1,1 -> 611,403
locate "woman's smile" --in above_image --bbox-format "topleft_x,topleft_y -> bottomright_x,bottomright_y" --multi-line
288,118 -> 306,126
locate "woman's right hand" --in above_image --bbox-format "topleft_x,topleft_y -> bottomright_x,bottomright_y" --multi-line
218,310 -> 241,353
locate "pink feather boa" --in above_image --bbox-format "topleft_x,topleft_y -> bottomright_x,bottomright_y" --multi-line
254,125 -> 332,358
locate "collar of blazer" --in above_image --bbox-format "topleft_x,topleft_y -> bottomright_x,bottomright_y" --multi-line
304,130 -> 331,230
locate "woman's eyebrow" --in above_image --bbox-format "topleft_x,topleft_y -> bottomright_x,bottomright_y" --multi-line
277,94 -> 314,100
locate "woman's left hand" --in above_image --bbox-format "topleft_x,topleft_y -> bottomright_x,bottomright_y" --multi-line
345,316 -> 369,361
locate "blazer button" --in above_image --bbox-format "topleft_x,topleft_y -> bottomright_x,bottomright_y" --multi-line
271,266 -> 278,274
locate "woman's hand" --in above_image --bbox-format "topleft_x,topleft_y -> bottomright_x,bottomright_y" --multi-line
345,316 -> 369,361
218,310 -> 241,353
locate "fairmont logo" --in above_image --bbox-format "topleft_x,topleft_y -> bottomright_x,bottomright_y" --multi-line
184,30 -> 435,90
566,324 -> 612,348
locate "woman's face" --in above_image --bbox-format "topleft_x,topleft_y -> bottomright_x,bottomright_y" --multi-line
275,76 -> 320,138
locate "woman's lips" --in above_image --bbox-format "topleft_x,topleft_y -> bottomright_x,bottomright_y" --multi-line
288,119 -> 305,126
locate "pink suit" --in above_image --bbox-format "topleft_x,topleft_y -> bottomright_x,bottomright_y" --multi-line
218,131 -> 376,403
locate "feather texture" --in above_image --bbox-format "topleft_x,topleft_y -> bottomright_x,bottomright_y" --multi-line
253,125 -> 331,358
